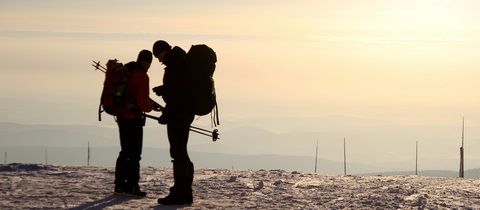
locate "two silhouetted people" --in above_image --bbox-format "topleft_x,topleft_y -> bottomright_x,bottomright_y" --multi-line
108,41 -> 199,204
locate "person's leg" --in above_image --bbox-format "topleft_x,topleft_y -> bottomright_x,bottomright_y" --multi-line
159,120 -> 193,205
123,119 -> 146,197
116,118 -> 146,197
115,118 -> 130,192
125,118 -> 144,193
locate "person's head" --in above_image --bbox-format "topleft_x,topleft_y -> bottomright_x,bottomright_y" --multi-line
152,40 -> 171,63
137,49 -> 153,70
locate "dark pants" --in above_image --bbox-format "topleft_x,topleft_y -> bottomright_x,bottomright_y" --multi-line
167,113 -> 194,197
115,118 -> 144,189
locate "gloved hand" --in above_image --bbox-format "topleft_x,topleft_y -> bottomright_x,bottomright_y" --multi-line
158,114 -> 169,125
152,86 -> 164,96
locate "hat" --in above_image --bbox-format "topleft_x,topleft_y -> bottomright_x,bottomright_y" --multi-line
153,40 -> 171,57
137,49 -> 153,64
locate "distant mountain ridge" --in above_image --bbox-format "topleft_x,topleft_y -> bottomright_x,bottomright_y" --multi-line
1,121 -> 479,175
1,146 -> 367,174
2,146 -> 479,178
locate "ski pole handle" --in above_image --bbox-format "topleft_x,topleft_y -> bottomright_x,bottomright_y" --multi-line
151,99 -> 164,112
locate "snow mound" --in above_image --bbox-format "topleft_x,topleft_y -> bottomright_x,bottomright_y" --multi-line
1,163 -> 479,209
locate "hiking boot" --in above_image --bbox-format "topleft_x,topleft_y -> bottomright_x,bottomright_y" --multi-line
124,185 -> 147,198
157,194 -> 192,205
185,191 -> 193,204
114,186 -> 126,196
115,185 -> 147,198
123,189 -> 147,198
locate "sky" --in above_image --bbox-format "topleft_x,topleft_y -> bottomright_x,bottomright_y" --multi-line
1,0 -> 480,170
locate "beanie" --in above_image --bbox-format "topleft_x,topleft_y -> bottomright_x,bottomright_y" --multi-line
137,49 -> 153,64
153,40 -> 171,57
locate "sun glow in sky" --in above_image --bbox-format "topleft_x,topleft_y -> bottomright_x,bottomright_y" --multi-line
2,0 -> 480,171
1,0 -> 480,129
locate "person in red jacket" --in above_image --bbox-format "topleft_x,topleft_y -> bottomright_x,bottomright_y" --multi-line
107,49 -> 159,198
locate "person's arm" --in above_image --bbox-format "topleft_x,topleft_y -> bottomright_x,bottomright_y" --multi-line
135,73 -> 154,113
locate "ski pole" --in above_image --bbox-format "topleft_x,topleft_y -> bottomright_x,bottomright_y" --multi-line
190,127 -> 220,142
189,126 -> 219,142
144,114 -> 219,142
92,60 -> 106,73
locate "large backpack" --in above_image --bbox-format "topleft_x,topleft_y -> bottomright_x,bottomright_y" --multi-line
186,44 -> 219,126
98,62 -> 137,121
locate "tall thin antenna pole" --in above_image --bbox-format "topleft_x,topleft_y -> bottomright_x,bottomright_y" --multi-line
343,138 -> 347,175
314,140 -> 318,173
87,141 -> 91,166
459,117 -> 465,178
4,152 -> 6,164
415,141 -> 418,175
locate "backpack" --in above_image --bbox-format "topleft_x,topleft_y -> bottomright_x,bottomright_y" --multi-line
98,62 -> 138,121
186,44 -> 219,126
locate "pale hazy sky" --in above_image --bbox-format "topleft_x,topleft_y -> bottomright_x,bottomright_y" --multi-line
1,0 -> 480,171
0,0 -> 479,129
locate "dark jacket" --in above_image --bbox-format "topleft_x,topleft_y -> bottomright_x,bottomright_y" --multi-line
154,46 -> 193,124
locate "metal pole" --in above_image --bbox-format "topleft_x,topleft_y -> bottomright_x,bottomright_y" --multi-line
415,141 -> 418,175
460,147 -> 464,178
314,140 -> 318,173
88,141 -> 90,166
344,138 -> 347,176
144,114 -> 219,141
459,117 -> 465,178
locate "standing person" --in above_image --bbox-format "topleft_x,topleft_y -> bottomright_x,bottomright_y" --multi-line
108,49 -> 157,198
152,40 -> 195,205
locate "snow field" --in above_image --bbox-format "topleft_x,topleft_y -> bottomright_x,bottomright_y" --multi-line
0,163 -> 479,209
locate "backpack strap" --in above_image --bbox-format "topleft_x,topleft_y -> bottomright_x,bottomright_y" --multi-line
211,104 -> 219,127
123,68 -> 143,114
211,89 -> 219,127
98,102 -> 102,121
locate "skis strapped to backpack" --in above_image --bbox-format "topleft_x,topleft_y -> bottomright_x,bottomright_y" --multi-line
186,44 -> 219,127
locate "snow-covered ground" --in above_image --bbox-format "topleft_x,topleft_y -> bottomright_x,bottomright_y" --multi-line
1,163 -> 479,209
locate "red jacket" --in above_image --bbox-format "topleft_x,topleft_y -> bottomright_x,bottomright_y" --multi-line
118,62 -> 153,119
